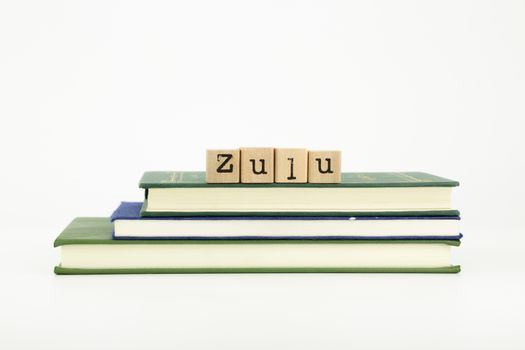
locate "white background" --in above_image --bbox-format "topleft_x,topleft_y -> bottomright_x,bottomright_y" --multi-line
1,0 -> 524,348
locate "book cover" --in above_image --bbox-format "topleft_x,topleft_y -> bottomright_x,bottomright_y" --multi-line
140,171 -> 460,188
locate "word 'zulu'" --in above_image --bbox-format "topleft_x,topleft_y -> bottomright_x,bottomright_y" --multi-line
206,148 -> 341,184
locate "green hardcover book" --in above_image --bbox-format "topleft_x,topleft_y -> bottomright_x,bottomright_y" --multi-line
54,218 -> 461,275
139,171 -> 460,217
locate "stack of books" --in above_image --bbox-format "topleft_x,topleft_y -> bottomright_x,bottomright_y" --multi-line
54,171 -> 461,274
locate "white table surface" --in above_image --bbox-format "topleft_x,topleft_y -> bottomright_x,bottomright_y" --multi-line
2,223 -> 523,349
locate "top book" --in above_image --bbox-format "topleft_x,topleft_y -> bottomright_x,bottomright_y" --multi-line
139,171 -> 459,217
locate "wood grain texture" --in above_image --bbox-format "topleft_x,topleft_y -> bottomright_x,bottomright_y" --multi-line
240,148 -> 274,183
308,150 -> 341,183
274,148 -> 307,183
206,149 -> 240,183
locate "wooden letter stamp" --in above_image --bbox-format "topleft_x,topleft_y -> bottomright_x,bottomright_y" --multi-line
206,149 -> 240,183
240,148 -> 274,183
274,148 -> 307,183
308,150 -> 341,183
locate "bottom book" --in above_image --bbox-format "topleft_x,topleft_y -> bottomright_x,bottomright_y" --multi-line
53,218 -> 461,274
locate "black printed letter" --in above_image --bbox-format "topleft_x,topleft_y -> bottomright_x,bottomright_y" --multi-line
287,158 -> 296,180
315,158 -> 334,174
249,159 -> 267,175
216,154 -> 233,173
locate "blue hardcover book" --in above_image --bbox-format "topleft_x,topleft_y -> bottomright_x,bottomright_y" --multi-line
111,202 -> 461,240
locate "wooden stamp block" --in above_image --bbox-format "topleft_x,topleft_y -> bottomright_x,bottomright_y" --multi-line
308,150 -> 341,183
240,148 -> 274,183
274,148 -> 307,183
206,149 -> 240,183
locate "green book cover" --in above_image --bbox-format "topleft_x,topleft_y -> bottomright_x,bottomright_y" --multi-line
140,171 -> 460,188
54,218 -> 461,275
